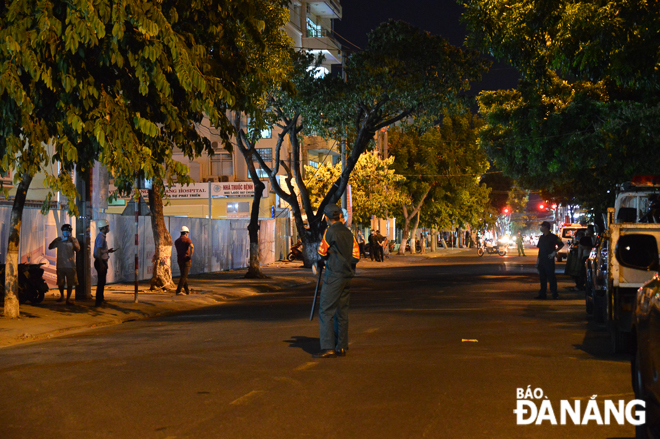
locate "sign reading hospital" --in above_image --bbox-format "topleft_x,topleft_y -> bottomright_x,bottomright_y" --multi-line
162,183 -> 208,199
211,181 -> 268,198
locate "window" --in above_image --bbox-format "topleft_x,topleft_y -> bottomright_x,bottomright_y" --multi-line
211,152 -> 233,176
257,148 -> 273,162
308,160 -> 319,169
249,168 -> 270,179
260,127 -> 272,139
227,201 -> 250,219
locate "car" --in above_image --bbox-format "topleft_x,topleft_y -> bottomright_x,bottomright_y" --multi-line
614,233 -> 660,438
585,237 -> 608,322
557,224 -> 588,262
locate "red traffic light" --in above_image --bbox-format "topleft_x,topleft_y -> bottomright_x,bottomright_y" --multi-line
539,203 -> 545,210
502,207 -> 510,214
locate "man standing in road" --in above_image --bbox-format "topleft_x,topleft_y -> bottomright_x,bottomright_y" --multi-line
48,224 -> 80,305
175,226 -> 194,296
516,231 -> 526,257
314,204 -> 360,358
94,219 -> 115,307
536,221 -> 564,300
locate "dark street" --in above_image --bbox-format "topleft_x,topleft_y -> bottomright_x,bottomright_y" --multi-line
0,254 -> 635,438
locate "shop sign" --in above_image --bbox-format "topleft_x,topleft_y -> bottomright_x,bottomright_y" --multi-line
211,181 -> 268,198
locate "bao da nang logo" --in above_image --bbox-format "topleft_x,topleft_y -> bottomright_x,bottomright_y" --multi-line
514,386 -> 645,426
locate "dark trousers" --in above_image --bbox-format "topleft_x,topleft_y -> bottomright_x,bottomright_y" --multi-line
517,243 -> 525,256
358,242 -> 365,258
538,258 -> 557,297
176,261 -> 191,294
94,259 -> 108,305
318,275 -> 352,351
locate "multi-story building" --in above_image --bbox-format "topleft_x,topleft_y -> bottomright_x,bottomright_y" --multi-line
162,0 -> 344,220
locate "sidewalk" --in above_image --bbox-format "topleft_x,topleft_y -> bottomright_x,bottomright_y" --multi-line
0,249 -> 492,348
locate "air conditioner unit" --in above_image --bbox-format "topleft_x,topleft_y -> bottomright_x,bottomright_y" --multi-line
202,176 -> 220,183
220,176 -> 230,182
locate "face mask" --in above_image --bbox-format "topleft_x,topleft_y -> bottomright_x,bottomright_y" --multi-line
63,231 -> 70,238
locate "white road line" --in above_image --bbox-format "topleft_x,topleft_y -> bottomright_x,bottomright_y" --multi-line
230,390 -> 264,406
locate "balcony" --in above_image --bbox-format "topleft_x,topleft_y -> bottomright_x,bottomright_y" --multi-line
307,1 -> 341,19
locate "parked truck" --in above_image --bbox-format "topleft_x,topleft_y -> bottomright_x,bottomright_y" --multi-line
599,176 -> 660,353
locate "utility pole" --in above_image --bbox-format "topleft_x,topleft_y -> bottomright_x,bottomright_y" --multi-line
341,64 -> 347,210
75,167 -> 92,301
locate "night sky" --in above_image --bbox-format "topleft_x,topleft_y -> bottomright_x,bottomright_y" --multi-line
333,0 -> 520,93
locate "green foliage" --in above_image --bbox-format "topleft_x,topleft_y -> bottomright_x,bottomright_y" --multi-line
304,153 -> 409,225
251,21 -> 490,244
0,0 -> 292,212
389,110 -> 492,230
461,0 -> 660,213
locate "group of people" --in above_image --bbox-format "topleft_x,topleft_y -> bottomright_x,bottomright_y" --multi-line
48,220 -> 195,307
355,229 -> 388,262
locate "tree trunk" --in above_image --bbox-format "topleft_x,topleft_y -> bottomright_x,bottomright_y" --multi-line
148,181 -> 175,290
245,178 -> 267,279
301,239 -> 320,268
409,211 -> 421,255
398,206 -> 411,255
4,173 -> 32,318
431,228 -> 437,252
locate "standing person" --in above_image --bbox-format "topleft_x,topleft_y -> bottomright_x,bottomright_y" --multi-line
516,231 -> 526,257
93,219 -> 115,307
356,229 -> 366,258
314,204 -> 360,358
368,230 -> 377,261
535,221 -> 564,300
174,226 -> 194,296
48,224 -> 80,305
374,230 -> 385,262
576,225 -> 596,290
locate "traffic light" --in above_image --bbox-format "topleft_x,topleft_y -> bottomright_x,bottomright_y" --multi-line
538,203 -> 545,210
502,207 -> 510,214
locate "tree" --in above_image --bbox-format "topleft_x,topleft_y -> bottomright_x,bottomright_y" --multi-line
389,111 -> 490,254
250,21 -> 489,266
461,0 -> 660,212
304,153 -> 408,226
0,0 -> 285,314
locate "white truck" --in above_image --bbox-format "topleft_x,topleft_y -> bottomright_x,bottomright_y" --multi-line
599,177 -> 660,353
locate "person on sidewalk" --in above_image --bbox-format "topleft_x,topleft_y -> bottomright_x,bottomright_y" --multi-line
368,230 -> 377,261
356,229 -> 365,258
48,224 -> 80,305
516,231 -> 526,257
314,204 -> 360,359
174,226 -> 194,295
94,219 -> 115,307
535,221 -> 564,300
374,230 -> 385,262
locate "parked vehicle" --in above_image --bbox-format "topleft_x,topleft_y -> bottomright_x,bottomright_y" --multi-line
557,223 -> 588,262
477,239 -> 508,257
287,240 -> 303,262
614,233 -> 660,438
0,263 -> 49,304
585,237 -> 608,322
601,177 -> 660,353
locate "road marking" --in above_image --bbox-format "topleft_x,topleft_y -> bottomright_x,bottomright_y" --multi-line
230,390 -> 264,406
295,362 -> 319,371
365,328 -> 379,334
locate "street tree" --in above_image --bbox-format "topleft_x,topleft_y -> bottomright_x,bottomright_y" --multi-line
0,0 -> 284,315
250,20 -> 489,267
461,0 -> 660,213
303,152 -> 409,226
389,110 -> 490,254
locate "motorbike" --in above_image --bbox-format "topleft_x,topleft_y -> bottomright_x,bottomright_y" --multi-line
287,240 -> 303,262
0,263 -> 50,304
477,240 -> 508,257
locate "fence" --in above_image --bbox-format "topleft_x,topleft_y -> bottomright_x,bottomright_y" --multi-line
0,207 -> 290,287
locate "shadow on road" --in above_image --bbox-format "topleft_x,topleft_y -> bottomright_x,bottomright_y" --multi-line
283,335 -> 319,354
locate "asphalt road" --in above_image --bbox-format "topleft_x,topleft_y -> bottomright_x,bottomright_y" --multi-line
0,254 -> 636,439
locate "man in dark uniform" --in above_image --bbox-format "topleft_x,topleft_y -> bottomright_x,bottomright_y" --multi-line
374,230 -> 385,262
174,226 -> 194,295
314,204 -> 360,358
367,230 -> 377,261
536,221 -> 564,299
